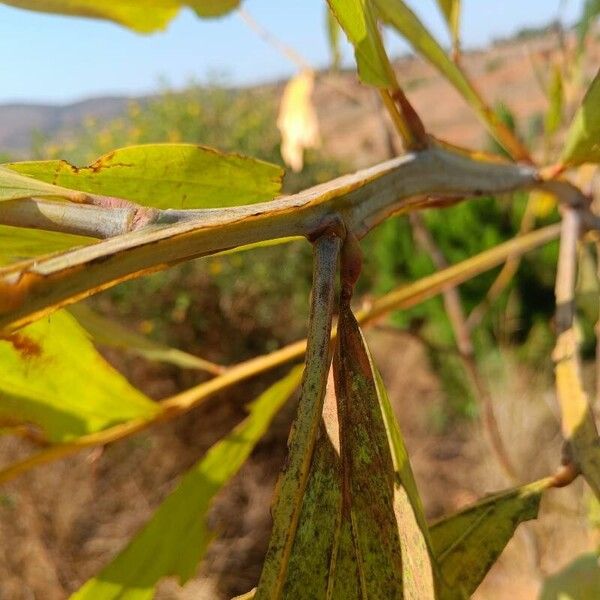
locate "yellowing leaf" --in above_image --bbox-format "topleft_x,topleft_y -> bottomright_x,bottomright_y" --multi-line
6,144 -> 283,209
277,70 -> 321,172
0,310 -> 158,442
72,366 -> 303,600
530,191 -> 557,219
374,368 -> 436,596
545,63 -> 564,137
191,0 -> 239,17
553,329 -> 600,499
436,0 -> 460,53
327,0 -> 397,88
561,68 -> 600,165
326,6 -> 342,70
0,225 -> 95,266
69,303 -> 223,375
0,165 -> 85,202
430,477 -> 551,597
0,1 -> 240,32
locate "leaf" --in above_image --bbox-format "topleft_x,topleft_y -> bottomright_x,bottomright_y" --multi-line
553,329 -> 600,499
256,234 -> 340,598
332,300 -> 436,597
277,70 -> 321,172
577,0 -> 600,49
69,303 -> 223,375
280,385 -> 345,599
71,365 -> 303,600
327,0 -> 397,88
191,0 -> 240,18
6,144 -> 283,209
0,310 -> 158,442
326,6 -> 342,70
561,68 -> 600,166
545,63 -> 564,137
373,0 -> 530,160
373,368 -> 436,596
0,165 -> 86,202
0,1 -> 240,32
436,0 -> 460,53
430,477 -> 552,597
0,225 -> 95,266
539,552 -> 600,600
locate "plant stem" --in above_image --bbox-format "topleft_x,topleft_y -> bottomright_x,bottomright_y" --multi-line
0,147 -> 543,333
410,212 -> 519,482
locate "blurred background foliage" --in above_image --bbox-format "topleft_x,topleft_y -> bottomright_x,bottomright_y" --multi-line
28,78 -> 585,427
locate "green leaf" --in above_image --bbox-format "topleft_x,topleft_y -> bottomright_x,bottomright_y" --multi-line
436,0 -> 460,52
545,64 -> 564,137
71,365 -> 303,600
0,1 -> 241,32
430,477 -> 551,597
0,225 -> 95,266
373,0 -> 530,160
539,552 -> 600,600
561,68 -> 600,166
69,303 -> 223,374
0,165 -> 85,202
0,310 -> 158,442
326,0 -> 397,88
281,407 -> 345,598
326,6 -> 342,70
6,144 -> 284,209
577,0 -> 600,50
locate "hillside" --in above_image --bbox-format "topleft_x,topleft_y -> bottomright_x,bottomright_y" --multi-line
1,29 -> 598,166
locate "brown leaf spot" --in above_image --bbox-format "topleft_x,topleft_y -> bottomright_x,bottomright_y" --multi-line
3,333 -> 42,359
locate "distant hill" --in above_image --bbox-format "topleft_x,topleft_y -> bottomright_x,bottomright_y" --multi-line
1,28 -> 598,166
0,97 -> 131,157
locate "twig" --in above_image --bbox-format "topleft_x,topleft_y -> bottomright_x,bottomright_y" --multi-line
410,212 -> 519,482
238,8 -> 310,71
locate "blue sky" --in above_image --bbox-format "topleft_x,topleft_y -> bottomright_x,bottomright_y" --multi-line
0,0 -> 585,104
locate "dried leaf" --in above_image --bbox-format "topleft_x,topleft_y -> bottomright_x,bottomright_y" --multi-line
277,71 -> 321,172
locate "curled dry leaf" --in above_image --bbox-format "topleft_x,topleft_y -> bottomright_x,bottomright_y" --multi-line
277,70 -> 321,172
